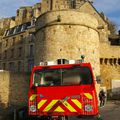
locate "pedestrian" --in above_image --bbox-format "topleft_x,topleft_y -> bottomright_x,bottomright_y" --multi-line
99,89 -> 106,107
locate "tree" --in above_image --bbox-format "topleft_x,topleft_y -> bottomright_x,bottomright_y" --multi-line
108,21 -> 117,34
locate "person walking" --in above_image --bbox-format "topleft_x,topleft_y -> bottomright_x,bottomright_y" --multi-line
99,89 -> 106,107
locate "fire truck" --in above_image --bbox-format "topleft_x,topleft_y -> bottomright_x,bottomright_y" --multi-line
28,59 -> 101,120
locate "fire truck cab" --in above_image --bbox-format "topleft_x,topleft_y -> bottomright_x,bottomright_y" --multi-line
28,59 -> 99,120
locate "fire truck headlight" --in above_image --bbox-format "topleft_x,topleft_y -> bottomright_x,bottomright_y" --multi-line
85,104 -> 93,112
30,105 -> 36,112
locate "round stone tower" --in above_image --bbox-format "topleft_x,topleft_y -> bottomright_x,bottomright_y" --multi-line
35,10 -> 100,77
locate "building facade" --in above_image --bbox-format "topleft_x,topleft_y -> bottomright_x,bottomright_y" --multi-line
0,22 -> 35,72
0,2 -> 41,72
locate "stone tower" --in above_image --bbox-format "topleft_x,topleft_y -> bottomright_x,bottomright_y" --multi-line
35,0 -> 100,77
15,6 -> 33,25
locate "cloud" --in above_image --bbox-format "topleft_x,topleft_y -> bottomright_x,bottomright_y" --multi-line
0,0 -> 40,17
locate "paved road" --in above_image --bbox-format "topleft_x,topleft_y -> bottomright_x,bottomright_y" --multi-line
68,101 -> 120,120
100,101 -> 120,120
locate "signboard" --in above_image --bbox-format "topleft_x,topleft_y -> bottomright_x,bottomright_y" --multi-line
112,80 -> 120,93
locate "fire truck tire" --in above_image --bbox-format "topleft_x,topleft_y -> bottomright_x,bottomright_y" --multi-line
58,116 -> 68,120
40,116 -> 51,120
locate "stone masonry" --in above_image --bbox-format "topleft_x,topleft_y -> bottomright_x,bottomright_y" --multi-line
35,10 -> 100,77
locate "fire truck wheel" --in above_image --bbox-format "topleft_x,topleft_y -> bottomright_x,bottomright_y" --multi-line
58,116 -> 68,120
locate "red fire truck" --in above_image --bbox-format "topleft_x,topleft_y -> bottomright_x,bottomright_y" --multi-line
28,59 -> 100,120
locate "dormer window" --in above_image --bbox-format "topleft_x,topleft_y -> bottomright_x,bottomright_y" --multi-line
4,30 -> 8,36
31,17 -> 36,26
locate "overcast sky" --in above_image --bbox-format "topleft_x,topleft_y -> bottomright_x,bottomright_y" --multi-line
0,0 -> 120,30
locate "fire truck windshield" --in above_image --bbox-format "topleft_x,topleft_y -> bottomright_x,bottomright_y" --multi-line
33,67 -> 93,86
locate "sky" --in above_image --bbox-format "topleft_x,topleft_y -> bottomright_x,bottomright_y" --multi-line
0,0 -> 40,17
94,0 -> 120,30
0,0 -> 120,30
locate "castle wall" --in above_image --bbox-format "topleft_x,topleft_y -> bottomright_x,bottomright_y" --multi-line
0,71 -> 29,108
35,10 -> 100,77
100,42 -> 120,93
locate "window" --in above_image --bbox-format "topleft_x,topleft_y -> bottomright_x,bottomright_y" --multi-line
18,61 -> 21,71
8,28 -> 14,35
4,30 -> 8,36
33,67 -> 93,86
0,54 -> 1,60
30,45 -> 34,57
28,60 -> 34,72
4,50 -> 7,59
21,24 -> 27,31
5,39 -> 8,47
109,59 -> 113,65
50,0 -> 53,10
23,9 -> 27,18
29,34 -> 35,42
20,35 -> 23,40
38,7 -> 41,12
104,58 -> 108,64
9,62 -> 15,71
18,47 -> 22,57
70,0 -> 75,9
11,49 -> 14,58
118,59 -> 120,65
20,35 -> 24,44
12,37 -> 15,46
16,25 -> 22,33
3,63 -> 6,70
114,58 -> 117,65
29,10 -> 33,18
100,58 -> 103,64
31,19 -> 36,26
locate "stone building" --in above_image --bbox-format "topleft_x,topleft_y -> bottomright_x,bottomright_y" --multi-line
0,2 -> 41,72
0,22 -> 35,72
